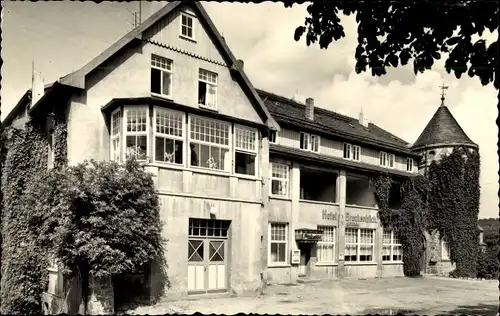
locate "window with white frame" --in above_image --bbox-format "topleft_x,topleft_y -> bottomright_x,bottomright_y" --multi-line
234,125 -> 258,176
317,226 -> 336,263
269,223 -> 288,264
343,143 -> 360,161
198,69 -> 217,110
189,116 -> 230,171
110,108 -> 122,162
406,158 -> 414,172
379,151 -> 395,168
269,131 -> 277,143
300,132 -> 320,153
345,228 -> 375,262
125,107 -> 148,160
154,108 -> 184,165
441,238 -> 450,260
382,229 -> 403,261
150,55 -> 173,97
180,13 -> 195,40
270,162 -> 289,198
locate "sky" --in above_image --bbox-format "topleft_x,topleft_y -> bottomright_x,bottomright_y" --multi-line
1,1 -> 498,218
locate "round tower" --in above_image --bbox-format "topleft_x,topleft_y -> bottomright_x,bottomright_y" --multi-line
411,84 -> 479,171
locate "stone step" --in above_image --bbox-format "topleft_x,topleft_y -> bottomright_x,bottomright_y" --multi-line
296,277 -> 322,284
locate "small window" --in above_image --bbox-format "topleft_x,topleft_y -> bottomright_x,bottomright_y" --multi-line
388,153 -> 395,168
234,125 -> 258,176
269,223 -> 288,265
150,55 -> 173,97
198,69 -> 218,110
383,229 -> 403,262
270,162 -> 289,198
299,132 -> 310,150
352,145 -> 361,161
406,158 -> 414,172
125,107 -> 149,160
269,131 -> 277,144
311,135 -> 320,153
180,13 -> 194,40
343,143 -> 351,159
379,151 -> 388,166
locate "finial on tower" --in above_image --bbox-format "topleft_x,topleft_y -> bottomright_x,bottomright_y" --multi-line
439,81 -> 449,106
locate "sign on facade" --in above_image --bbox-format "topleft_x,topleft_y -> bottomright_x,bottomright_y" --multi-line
291,249 -> 301,265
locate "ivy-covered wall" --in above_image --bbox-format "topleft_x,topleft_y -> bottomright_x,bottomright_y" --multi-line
370,146 -> 481,279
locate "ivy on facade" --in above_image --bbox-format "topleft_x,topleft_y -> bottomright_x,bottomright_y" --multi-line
370,146 -> 481,278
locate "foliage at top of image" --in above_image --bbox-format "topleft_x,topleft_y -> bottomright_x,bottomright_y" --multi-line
286,2 -> 498,89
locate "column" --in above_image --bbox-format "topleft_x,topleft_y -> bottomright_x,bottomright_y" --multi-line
337,169 -> 346,279
290,162 -> 301,281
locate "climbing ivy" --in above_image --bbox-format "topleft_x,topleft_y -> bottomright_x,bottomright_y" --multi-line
371,146 -> 481,278
371,174 -> 429,276
427,147 -> 481,278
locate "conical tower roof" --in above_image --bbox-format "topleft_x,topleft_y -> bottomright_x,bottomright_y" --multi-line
411,100 -> 478,151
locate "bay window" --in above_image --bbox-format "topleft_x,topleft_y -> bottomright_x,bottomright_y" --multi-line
317,226 -> 336,263
189,116 -> 231,171
269,223 -> 288,265
234,125 -> 258,176
110,108 -> 121,162
345,228 -> 375,262
383,229 -> 403,262
270,162 -> 289,198
154,108 -> 184,164
125,107 -> 148,160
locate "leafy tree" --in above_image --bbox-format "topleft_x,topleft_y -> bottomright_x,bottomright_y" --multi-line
286,2 -> 498,89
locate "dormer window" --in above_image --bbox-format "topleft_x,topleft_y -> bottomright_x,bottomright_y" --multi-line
180,13 -> 195,40
300,132 -> 320,153
343,143 -> 360,161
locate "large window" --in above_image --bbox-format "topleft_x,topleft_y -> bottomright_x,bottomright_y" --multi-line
198,69 -> 218,110
317,226 -> 336,263
150,55 -> 173,97
345,228 -> 375,262
234,125 -> 258,176
382,229 -> 403,262
269,223 -> 288,265
270,162 -> 289,198
154,108 -> 184,165
110,108 -> 122,162
180,13 -> 195,40
125,107 -> 148,160
189,116 -> 230,171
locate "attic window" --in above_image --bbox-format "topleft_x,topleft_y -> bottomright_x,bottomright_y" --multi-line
180,13 -> 195,40
198,69 -> 218,110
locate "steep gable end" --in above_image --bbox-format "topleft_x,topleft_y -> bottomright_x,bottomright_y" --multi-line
58,1 -> 278,131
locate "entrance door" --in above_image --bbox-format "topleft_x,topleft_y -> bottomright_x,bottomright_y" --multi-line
187,218 -> 230,294
298,243 -> 312,276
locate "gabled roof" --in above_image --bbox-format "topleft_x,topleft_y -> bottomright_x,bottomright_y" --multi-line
411,103 -> 478,150
58,1 -> 279,131
258,89 -> 420,157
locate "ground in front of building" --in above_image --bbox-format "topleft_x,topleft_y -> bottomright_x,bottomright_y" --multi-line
123,276 -> 498,315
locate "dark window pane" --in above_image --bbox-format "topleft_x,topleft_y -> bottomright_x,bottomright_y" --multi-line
190,143 -> 199,166
188,240 -> 203,262
198,81 -> 207,105
235,152 -> 256,175
155,137 -> 165,162
199,144 -> 210,168
151,68 -> 161,94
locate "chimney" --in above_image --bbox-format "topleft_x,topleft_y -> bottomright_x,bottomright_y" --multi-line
231,59 -> 244,72
359,107 -> 369,127
31,61 -> 44,108
305,97 -> 314,121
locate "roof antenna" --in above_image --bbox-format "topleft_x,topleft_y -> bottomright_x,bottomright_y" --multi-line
439,81 -> 449,107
